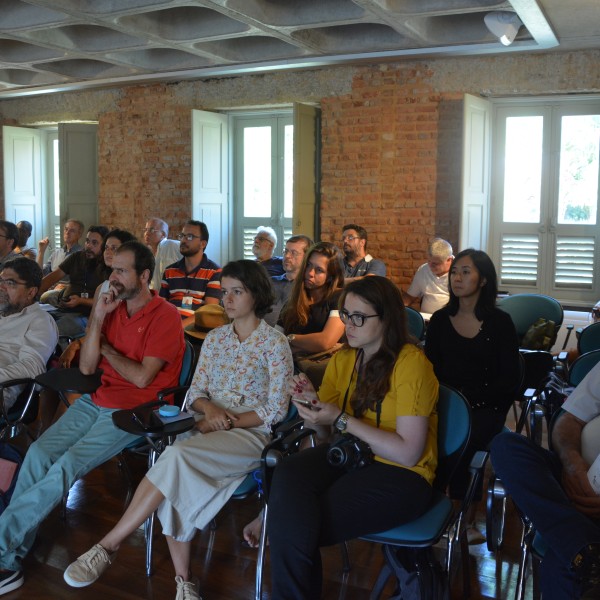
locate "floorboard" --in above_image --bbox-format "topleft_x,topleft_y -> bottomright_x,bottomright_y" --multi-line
5,434 -> 533,600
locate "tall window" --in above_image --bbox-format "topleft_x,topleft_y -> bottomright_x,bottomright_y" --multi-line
490,99 -> 600,304
233,113 -> 293,259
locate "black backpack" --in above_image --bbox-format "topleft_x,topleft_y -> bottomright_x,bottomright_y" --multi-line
376,545 -> 449,600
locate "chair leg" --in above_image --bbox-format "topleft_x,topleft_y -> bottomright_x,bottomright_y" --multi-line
486,475 -> 507,552
255,504 -> 269,600
144,447 -> 159,577
144,512 -> 156,577
515,523 -> 532,600
340,540 -> 351,572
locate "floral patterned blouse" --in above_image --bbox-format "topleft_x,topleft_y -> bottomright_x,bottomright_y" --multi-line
186,319 -> 294,431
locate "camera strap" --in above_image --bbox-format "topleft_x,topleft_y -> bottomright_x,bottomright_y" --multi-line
340,349 -> 381,428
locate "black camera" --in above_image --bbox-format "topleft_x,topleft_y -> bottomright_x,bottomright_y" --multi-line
327,434 -> 373,471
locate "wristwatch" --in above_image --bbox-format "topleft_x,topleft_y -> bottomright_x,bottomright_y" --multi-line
334,412 -> 350,432
287,333 -> 296,343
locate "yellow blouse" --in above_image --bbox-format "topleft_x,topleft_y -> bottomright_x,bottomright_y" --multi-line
318,344 -> 439,485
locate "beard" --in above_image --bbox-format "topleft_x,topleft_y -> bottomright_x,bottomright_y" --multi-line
110,281 -> 142,301
0,294 -> 24,317
179,245 -> 199,258
85,250 -> 100,262
343,247 -> 357,261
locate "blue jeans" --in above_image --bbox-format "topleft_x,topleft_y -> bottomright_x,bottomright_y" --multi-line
491,432 -> 600,600
0,395 -> 139,571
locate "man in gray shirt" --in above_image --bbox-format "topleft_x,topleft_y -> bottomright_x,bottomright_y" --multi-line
341,223 -> 386,283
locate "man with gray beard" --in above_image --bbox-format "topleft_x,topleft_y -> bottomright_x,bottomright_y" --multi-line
0,258 -> 58,409
0,242 -> 184,595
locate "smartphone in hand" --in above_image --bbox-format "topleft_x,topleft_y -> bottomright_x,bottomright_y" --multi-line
293,398 -> 321,411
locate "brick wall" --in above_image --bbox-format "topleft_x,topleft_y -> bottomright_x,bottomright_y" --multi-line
320,65 -> 463,284
98,84 -> 192,238
1,50 -> 599,286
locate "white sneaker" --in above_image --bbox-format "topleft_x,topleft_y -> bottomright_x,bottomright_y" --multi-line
175,575 -> 202,600
63,544 -> 116,587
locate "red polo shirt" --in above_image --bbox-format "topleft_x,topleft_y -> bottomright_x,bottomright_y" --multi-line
92,293 -> 184,410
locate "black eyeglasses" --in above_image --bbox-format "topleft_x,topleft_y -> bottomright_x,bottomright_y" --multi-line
339,309 -> 379,327
177,233 -> 202,241
592,307 -> 600,318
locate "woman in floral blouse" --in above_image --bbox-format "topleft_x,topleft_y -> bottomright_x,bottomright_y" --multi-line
63,260 -> 294,600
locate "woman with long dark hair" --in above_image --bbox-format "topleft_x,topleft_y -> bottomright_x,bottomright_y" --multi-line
279,241 -> 345,355
267,276 -> 439,599
63,260 -> 294,600
425,248 -> 520,540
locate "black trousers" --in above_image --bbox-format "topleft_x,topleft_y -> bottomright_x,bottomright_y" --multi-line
449,406 -> 506,499
267,444 -> 433,600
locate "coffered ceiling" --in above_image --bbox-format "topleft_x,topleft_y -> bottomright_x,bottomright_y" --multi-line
0,0 -> 597,98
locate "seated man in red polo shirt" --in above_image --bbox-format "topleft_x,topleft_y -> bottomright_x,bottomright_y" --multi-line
0,241 -> 184,596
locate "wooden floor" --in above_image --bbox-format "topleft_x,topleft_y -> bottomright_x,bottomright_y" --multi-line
3,437 -> 532,600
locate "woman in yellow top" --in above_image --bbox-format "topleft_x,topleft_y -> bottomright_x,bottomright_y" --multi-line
267,276 -> 439,599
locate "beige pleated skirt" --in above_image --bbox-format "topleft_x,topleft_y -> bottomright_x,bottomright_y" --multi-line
146,426 -> 270,542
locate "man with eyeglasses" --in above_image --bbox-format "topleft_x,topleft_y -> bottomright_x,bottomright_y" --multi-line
38,225 -> 109,338
265,234 -> 314,327
0,258 -> 58,411
0,242 -> 184,595
252,226 -> 285,277
143,217 -> 181,290
0,221 -> 20,272
341,224 -> 386,284
159,220 -> 221,326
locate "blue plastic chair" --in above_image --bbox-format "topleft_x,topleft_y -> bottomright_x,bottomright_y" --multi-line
405,306 -> 426,341
577,322 -> 600,356
568,348 -> 600,387
359,384 -> 480,599
497,293 -> 563,348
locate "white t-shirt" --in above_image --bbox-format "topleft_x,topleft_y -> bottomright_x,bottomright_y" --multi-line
406,263 -> 449,314
562,359 -> 600,423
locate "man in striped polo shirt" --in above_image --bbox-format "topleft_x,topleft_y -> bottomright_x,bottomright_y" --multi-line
159,220 -> 221,328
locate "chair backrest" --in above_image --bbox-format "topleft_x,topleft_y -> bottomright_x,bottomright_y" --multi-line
569,349 -> 600,387
405,306 -> 426,341
180,339 -> 196,387
578,322 -> 600,355
166,340 -> 197,409
433,384 -> 471,491
497,293 -> 564,342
